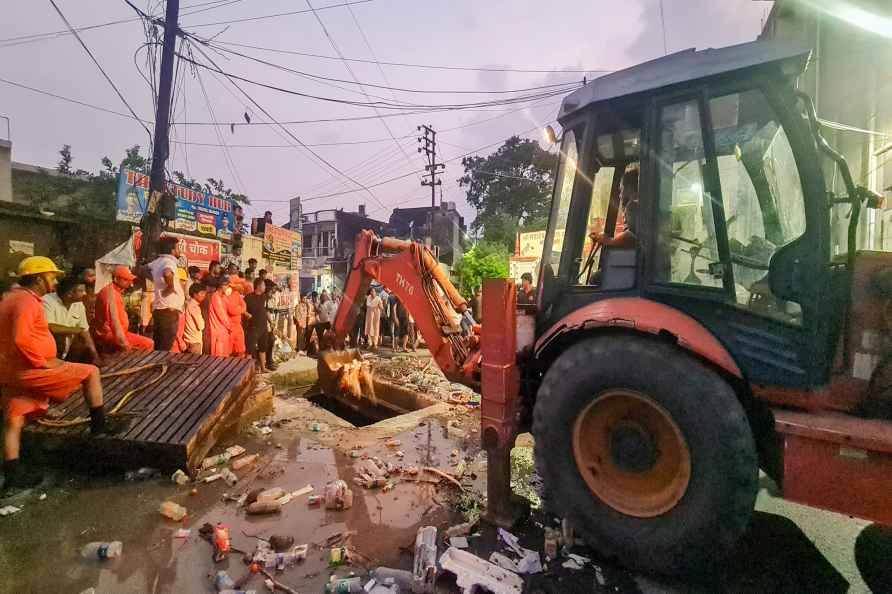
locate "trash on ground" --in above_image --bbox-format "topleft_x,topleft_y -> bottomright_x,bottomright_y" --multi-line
561,554 -> 590,570
326,576 -> 362,593
213,523 -> 231,562
246,500 -> 281,515
439,547 -> 523,594
385,439 -> 401,448
225,445 -> 246,459
159,501 -> 187,521
0,505 -> 22,517
488,552 -> 517,572
516,549 -> 543,575
220,468 -> 238,486
497,528 -> 524,556
80,541 -> 123,561
329,546 -> 350,567
269,534 -> 294,552
413,526 -> 438,594
370,568 -> 413,592
124,467 -> 159,481
449,536 -> 469,549
175,528 -> 191,539
38,493 -> 47,501
324,480 -> 354,510
171,469 -> 190,485
256,487 -> 285,503
231,453 -> 259,471
445,519 -> 478,538
543,527 -> 561,560
213,569 -> 235,591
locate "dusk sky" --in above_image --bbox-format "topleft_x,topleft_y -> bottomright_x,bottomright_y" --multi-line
1,0 -> 770,225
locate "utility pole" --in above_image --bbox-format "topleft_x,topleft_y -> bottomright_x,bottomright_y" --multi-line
418,124 -> 444,251
140,0 -> 180,263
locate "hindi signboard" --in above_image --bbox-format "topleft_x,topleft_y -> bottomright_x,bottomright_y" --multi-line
262,223 -> 302,270
116,169 -> 236,241
132,230 -> 221,270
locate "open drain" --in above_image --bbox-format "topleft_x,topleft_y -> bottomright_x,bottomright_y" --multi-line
308,379 -> 436,427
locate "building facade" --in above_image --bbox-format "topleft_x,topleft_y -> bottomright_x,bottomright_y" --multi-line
385,201 -> 466,268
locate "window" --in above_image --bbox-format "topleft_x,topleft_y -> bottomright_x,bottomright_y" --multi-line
574,165 -> 615,283
653,99 -> 723,289
709,90 -> 805,322
546,129 -> 579,274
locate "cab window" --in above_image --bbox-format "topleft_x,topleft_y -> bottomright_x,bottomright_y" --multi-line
545,129 -> 579,275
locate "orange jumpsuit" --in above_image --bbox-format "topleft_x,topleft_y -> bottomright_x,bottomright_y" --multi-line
227,290 -> 247,355
208,290 -> 232,356
93,284 -> 154,351
0,288 -> 96,420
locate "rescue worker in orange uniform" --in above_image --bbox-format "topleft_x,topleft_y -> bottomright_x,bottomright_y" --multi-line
1,257 -> 108,493
93,266 -> 154,352
207,275 -> 233,356
227,278 -> 249,356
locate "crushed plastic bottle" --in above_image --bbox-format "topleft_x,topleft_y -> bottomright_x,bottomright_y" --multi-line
220,468 -> 238,486
214,570 -> 235,591
171,469 -> 190,485
256,487 -> 285,504
326,576 -> 362,593
324,480 -> 354,510
80,541 -> 123,560
159,501 -> 187,521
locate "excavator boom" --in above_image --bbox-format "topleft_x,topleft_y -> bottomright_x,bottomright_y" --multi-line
325,230 -> 481,388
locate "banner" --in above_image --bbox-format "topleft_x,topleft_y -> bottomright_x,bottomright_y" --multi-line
262,223 -> 302,270
132,230 -> 221,271
116,169 -> 236,241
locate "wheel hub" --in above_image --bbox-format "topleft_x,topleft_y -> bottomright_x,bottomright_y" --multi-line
572,390 -> 691,518
609,420 -> 657,472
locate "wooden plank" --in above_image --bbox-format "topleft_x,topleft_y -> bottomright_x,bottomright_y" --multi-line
125,353 -> 228,442
184,369 -> 256,470
161,357 -> 250,444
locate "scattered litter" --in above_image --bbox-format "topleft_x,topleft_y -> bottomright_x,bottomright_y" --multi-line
220,468 -> 238,486
329,546 -> 350,567
449,536 -> 469,549
124,467 -> 159,481
385,439 -> 401,448
203,473 -> 224,484
257,487 -> 285,504
595,564 -> 606,586
201,453 -> 231,470
370,568 -> 413,592
80,541 -> 123,560
349,450 -> 362,459
171,469 -> 190,485
232,453 -> 258,471
439,547 -> 523,594
308,495 -> 322,506
326,576 -> 362,593
310,422 -> 329,433
543,527 -> 561,560
175,528 -> 191,539
269,534 -> 294,552
445,519 -> 478,538
561,518 -> 575,548
562,554 -> 591,570
213,569 -> 235,591
516,550 -> 542,575
213,523 -> 231,562
488,552 -> 517,572
251,421 -> 273,436
159,501 -> 187,521
413,526 -> 438,594
498,528 -> 524,556
246,500 -> 281,515
225,445 -> 246,459
395,450 -> 405,458
324,480 -> 354,510
38,493 -> 47,501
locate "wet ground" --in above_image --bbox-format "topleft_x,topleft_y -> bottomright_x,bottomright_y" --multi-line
1,349 -> 891,593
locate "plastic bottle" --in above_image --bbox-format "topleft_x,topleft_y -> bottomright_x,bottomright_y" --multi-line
159,501 -> 187,521
220,468 -> 238,486
325,576 -> 362,593
267,544 -> 308,570
413,526 -> 437,594
231,454 -> 258,471
256,487 -> 285,504
80,541 -> 123,560
202,452 -> 231,470
213,523 -> 231,562
214,570 -> 236,591
324,480 -> 354,510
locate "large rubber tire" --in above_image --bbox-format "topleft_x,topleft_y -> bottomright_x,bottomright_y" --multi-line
533,334 -> 758,575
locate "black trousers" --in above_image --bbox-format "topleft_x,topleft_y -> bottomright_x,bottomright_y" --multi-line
153,308 -> 181,351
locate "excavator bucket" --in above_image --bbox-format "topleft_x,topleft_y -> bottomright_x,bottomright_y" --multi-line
317,349 -> 364,398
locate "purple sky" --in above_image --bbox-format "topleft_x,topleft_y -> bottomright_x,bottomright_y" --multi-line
0,0 -> 770,225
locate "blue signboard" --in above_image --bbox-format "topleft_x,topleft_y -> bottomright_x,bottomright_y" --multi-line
116,169 -> 235,241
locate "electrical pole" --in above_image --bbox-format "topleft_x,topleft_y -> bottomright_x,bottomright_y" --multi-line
140,0 -> 180,263
418,124 -> 444,208
418,124 -> 444,251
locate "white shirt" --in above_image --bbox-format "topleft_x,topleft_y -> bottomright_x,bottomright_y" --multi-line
149,254 -> 184,311
317,300 -> 337,324
42,292 -> 88,356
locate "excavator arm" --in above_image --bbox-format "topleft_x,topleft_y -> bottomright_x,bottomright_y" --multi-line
328,230 -> 481,387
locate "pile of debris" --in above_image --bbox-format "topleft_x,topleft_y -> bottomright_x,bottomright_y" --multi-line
371,356 -> 479,405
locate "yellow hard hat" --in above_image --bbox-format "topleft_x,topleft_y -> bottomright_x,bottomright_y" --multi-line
17,256 -> 64,277
177,267 -> 188,281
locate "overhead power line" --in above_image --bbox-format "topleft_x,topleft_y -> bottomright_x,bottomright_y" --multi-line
213,39 -> 616,75
46,0 -> 152,140
184,0 -> 374,27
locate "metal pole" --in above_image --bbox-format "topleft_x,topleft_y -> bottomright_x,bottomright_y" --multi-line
141,0 -> 180,262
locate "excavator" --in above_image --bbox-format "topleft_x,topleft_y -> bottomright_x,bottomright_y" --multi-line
319,40 -> 892,576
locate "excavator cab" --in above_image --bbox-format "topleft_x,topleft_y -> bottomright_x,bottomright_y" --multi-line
526,40 -> 892,575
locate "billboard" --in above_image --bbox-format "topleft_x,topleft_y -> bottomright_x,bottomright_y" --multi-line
116,169 -> 236,241
262,223 -> 302,270
132,230 -> 221,270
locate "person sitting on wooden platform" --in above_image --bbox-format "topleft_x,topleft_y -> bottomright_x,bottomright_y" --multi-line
0,257 -> 109,494
93,266 -> 154,353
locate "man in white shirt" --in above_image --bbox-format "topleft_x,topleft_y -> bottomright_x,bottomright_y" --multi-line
148,236 -> 185,351
43,274 -> 99,362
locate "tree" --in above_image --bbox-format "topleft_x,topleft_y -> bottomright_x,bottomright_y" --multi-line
57,144 -> 73,175
454,241 -> 510,297
459,136 -> 557,251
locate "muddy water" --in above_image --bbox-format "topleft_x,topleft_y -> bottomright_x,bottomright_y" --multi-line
0,396 -> 477,594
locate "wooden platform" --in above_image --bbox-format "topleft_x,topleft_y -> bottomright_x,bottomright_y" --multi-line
24,350 -> 256,473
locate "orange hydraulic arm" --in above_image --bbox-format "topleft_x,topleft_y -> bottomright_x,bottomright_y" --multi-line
331,230 -> 481,387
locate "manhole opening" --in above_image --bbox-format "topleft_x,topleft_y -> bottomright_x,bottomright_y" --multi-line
307,382 -> 435,428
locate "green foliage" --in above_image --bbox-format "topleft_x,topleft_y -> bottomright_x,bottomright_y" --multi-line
459,135 -> 557,251
173,171 -> 251,205
57,144 -> 73,175
454,241 -> 509,296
